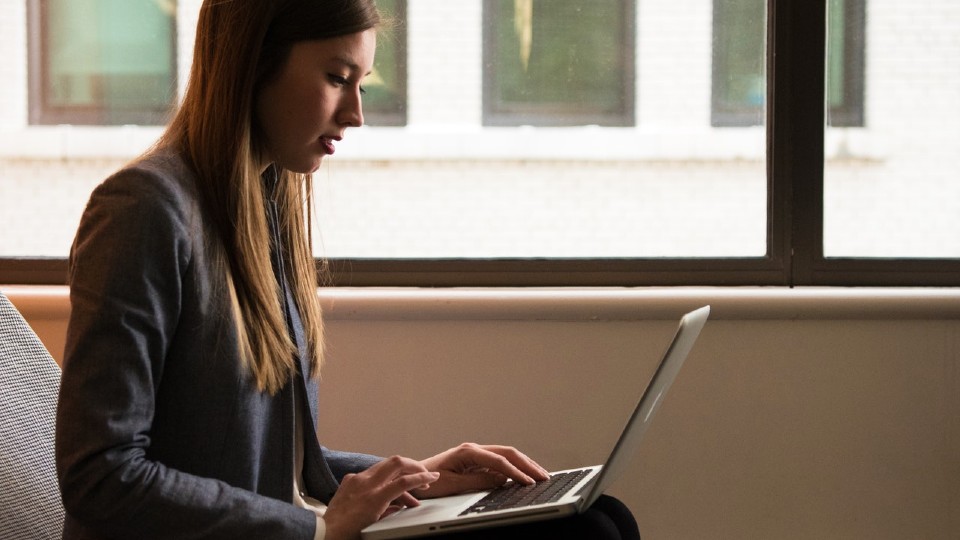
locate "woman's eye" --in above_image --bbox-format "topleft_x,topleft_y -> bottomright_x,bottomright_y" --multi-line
329,75 -> 365,95
329,74 -> 366,95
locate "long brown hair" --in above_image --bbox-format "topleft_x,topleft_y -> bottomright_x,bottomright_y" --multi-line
159,0 -> 380,394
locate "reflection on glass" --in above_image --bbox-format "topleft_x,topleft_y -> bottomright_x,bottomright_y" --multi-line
484,0 -> 634,126
43,0 -> 176,125
362,0 -> 407,126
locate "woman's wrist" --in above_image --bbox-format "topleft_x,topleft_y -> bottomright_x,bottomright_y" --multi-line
314,515 -> 327,540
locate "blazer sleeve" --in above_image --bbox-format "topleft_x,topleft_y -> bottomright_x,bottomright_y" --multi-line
56,167 -> 316,540
323,447 -> 382,480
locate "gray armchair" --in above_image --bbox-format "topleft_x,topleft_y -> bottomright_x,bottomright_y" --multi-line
0,291 -> 64,539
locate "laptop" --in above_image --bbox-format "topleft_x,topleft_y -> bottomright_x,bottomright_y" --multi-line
361,305 -> 711,539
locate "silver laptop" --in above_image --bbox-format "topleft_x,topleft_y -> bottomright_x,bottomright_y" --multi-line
362,305 -> 711,540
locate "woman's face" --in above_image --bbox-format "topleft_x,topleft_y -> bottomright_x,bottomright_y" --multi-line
256,29 -> 376,174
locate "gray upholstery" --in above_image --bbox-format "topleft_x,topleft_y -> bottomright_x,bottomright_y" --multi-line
0,291 -> 64,540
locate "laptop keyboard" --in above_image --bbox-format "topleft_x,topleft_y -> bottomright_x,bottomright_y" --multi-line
459,469 -> 592,516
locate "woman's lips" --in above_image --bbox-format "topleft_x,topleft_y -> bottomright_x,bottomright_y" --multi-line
320,137 -> 336,155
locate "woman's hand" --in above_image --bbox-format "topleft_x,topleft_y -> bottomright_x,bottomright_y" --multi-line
323,455 -> 440,540
413,442 -> 551,499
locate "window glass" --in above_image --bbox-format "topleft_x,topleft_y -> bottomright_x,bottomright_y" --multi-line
361,0 -> 407,126
823,1 -> 960,258
711,0 -> 766,126
313,0 -> 767,259
713,0 -> 864,127
33,0 -> 176,125
3,1 -> 768,264
825,0 -> 865,127
482,0 -> 635,126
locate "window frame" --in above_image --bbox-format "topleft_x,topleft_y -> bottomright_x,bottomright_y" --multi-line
481,0 -> 636,127
25,0 -> 179,126
4,0 -> 960,288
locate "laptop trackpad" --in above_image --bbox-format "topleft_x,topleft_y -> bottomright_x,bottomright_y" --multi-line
373,492 -> 483,526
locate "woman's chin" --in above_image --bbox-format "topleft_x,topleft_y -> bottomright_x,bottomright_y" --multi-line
283,155 -> 326,175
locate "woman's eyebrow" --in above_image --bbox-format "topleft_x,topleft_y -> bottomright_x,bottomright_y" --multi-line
332,55 -> 373,77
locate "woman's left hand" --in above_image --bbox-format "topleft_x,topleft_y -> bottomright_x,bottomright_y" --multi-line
413,442 -> 551,498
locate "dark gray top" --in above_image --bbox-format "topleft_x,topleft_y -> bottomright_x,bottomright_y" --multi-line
56,147 -> 380,540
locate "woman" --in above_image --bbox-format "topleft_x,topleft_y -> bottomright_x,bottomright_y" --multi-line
55,1 -> 639,539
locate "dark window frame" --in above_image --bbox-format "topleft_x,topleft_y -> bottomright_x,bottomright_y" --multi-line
26,0 -> 178,126
4,0 -> 960,287
481,0 -> 636,127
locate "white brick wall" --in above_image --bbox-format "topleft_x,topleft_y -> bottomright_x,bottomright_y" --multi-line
313,158 -> 766,258
637,0 -> 714,128
407,0 -> 483,126
1,0 -> 958,259
0,0 -> 28,128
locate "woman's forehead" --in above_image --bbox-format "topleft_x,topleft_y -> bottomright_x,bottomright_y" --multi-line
291,29 -> 376,72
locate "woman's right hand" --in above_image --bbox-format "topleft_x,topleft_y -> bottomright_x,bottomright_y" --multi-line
323,455 -> 440,540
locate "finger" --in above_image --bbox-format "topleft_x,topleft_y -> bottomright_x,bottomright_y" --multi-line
412,468 -> 506,499
456,447 -> 539,485
367,455 -> 432,484
478,445 -> 551,481
379,470 -> 441,503
365,455 -> 441,497
351,457 -> 441,511
482,445 -> 548,472
393,491 -> 421,508
340,469 -> 436,514
447,469 -> 510,493
381,505 -> 404,520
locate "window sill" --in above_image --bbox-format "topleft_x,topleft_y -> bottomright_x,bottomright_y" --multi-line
5,285 -> 959,322
0,125 -> 884,163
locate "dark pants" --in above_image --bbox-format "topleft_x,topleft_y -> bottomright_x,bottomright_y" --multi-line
424,495 -> 640,540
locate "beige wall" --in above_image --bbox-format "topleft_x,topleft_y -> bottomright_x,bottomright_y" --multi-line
5,286 -> 960,539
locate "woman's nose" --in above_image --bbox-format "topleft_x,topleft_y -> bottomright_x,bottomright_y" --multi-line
338,90 -> 364,128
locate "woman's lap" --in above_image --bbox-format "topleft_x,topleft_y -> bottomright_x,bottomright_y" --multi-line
423,495 -> 640,540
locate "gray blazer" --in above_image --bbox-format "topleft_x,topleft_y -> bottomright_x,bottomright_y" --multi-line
56,148 -> 380,539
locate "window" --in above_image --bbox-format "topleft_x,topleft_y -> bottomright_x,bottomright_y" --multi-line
27,0 -> 177,125
3,0 -> 960,287
361,0 -> 408,126
482,0 -> 635,126
712,0 -> 865,128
